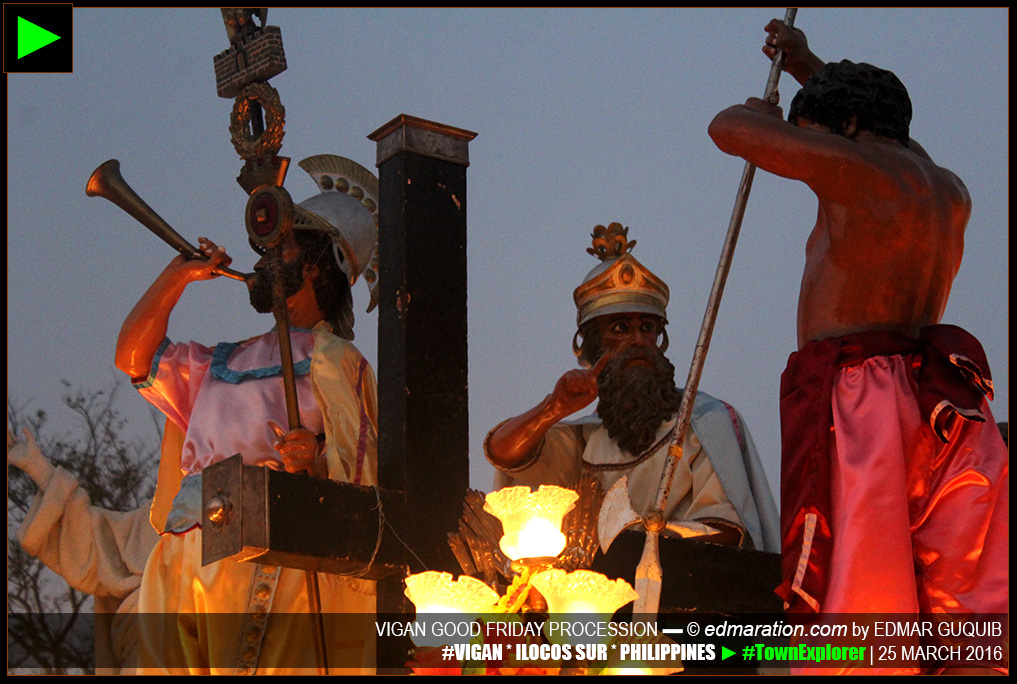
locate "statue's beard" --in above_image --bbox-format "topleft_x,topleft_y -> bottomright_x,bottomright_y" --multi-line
248,260 -> 304,314
597,346 -> 683,456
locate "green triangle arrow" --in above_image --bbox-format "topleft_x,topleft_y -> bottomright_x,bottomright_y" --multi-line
18,17 -> 61,59
721,646 -> 736,660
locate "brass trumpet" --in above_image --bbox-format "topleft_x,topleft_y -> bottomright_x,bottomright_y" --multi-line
86,159 -> 247,281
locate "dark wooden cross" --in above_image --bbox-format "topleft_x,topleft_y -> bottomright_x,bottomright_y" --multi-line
201,114 -> 478,671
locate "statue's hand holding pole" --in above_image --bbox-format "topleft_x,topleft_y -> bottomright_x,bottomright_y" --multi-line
268,422 -> 324,478
763,17 -> 823,86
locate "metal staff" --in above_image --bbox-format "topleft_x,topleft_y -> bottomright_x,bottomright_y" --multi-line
246,185 -> 330,675
633,7 -> 799,618
220,8 -> 328,670
271,253 -> 329,676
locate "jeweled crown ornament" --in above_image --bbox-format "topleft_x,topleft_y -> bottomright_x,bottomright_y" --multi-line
573,223 -> 669,328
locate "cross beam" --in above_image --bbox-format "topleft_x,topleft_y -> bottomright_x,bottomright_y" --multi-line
202,115 -> 477,587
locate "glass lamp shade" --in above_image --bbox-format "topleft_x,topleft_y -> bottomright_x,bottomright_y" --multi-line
483,485 -> 579,560
530,569 -> 639,649
529,569 -> 638,616
404,571 -> 500,615
403,571 -> 500,648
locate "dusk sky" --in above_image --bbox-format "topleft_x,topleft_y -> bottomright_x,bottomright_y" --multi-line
8,8 -> 1008,499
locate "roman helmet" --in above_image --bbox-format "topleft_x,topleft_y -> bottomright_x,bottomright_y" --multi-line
295,154 -> 381,312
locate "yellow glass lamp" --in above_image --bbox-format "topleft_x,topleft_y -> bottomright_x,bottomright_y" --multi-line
404,571 -> 500,648
529,568 -> 638,617
483,485 -> 579,562
530,568 -> 638,653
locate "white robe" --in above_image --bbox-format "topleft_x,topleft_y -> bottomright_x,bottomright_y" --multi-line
493,391 -> 780,553
18,466 -> 159,674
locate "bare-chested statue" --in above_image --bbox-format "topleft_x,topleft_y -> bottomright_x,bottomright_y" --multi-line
709,19 -> 1008,661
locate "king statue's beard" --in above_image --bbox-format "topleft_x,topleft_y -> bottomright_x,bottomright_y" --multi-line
247,260 -> 304,314
597,346 -> 683,457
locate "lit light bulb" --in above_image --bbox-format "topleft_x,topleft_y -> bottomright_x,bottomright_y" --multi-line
404,571 -> 499,615
530,569 -> 638,616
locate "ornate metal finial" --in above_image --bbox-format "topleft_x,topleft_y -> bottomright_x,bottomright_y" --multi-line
221,8 -> 267,46
214,6 -> 288,174
229,82 -> 286,160
587,222 -> 636,261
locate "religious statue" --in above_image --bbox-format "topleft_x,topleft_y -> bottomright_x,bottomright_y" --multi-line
7,429 -> 161,674
116,156 -> 381,675
709,20 -> 1008,674
485,223 -> 780,554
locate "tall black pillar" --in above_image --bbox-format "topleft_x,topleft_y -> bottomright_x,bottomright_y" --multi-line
368,115 -> 477,578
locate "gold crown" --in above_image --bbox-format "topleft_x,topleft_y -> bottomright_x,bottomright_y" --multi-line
573,223 -> 669,327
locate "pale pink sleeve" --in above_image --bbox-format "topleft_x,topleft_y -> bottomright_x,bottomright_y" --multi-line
133,338 -> 213,432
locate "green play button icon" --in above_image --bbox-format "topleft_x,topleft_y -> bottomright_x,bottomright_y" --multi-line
5,5 -> 73,73
721,646 -> 736,660
18,16 -> 61,59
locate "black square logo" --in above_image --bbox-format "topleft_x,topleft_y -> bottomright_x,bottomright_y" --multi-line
4,4 -> 73,74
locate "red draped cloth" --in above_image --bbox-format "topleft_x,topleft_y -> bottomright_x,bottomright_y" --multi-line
777,325 -> 1007,617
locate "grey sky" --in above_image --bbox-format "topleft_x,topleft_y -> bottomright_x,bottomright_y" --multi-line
7,8 -> 1008,498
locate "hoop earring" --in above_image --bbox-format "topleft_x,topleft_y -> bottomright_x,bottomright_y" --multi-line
572,330 -> 583,358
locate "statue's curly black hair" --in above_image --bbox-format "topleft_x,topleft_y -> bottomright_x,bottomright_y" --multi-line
789,60 -> 912,146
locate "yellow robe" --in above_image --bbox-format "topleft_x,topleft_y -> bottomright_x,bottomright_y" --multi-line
137,324 -> 378,674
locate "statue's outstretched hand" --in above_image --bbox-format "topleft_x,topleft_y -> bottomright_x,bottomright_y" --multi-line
7,429 -> 54,489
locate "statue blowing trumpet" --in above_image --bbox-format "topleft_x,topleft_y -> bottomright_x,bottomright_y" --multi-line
86,159 -> 247,282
